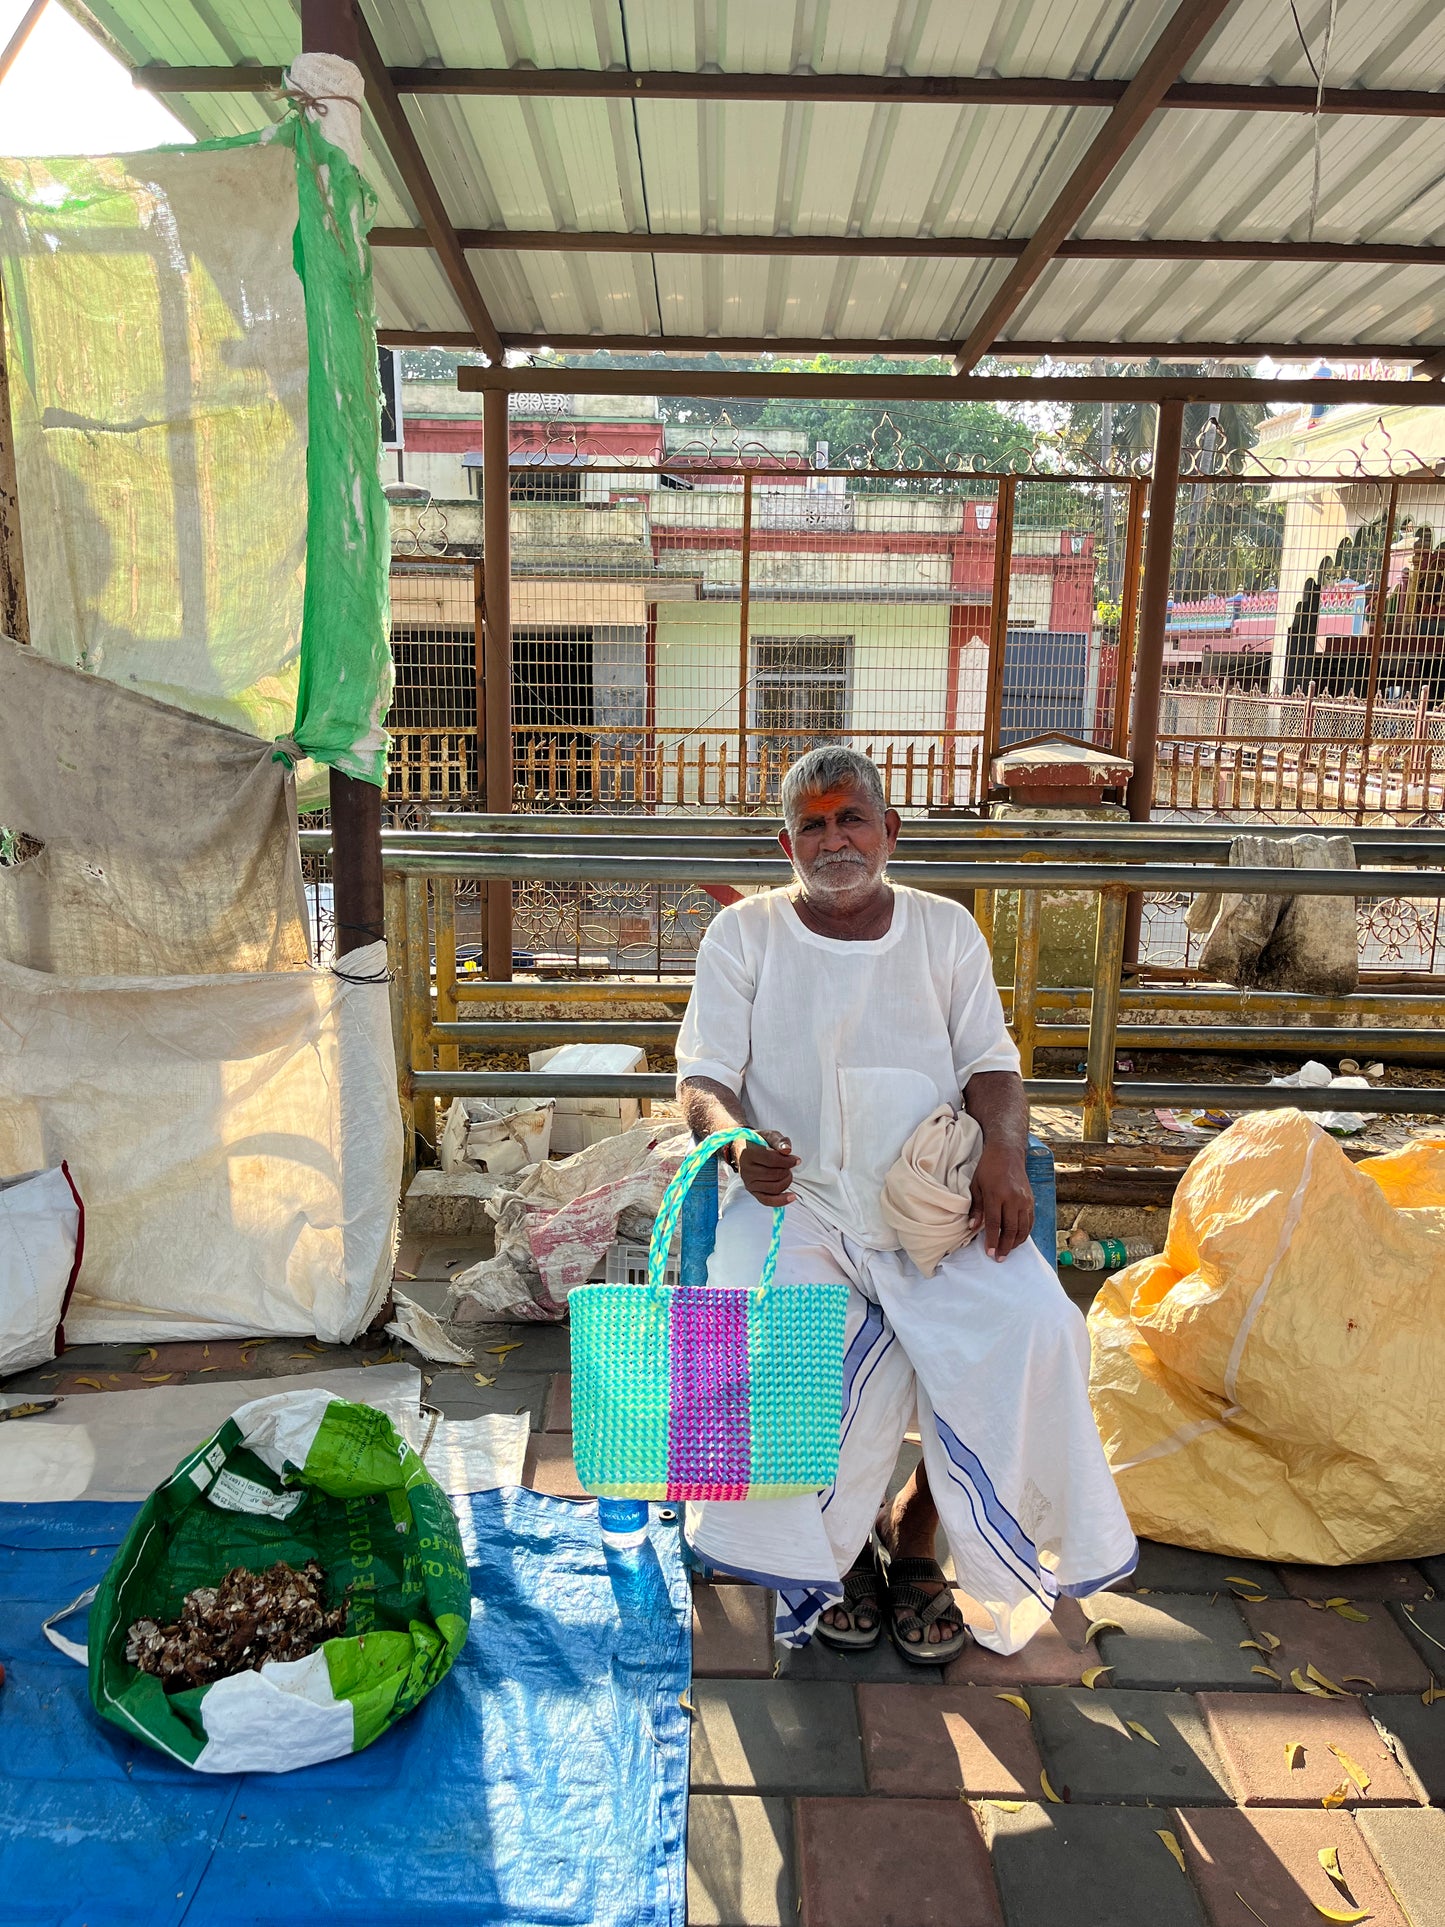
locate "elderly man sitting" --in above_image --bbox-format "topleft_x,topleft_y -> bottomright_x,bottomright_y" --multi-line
676,746 -> 1135,1661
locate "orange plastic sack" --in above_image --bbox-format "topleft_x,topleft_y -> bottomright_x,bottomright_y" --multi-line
1087,1110 -> 1445,1564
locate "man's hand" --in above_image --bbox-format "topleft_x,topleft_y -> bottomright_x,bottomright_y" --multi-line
736,1130 -> 799,1206
968,1140 -> 1035,1261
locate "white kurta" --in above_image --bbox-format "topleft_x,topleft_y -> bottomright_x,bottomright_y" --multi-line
676,885 -> 1137,1652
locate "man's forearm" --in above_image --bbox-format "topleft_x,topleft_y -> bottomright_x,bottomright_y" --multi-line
962,1070 -> 1030,1152
679,1075 -> 747,1146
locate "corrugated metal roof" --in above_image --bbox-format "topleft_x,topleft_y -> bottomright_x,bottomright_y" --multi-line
60,0 -> 1445,354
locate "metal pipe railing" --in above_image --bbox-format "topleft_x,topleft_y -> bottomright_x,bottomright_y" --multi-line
384,850 -> 1445,1169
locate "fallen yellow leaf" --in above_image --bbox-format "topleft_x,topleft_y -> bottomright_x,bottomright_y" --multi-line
982,1799 -> 1025,1812
1319,1846 -> 1346,1890
396,1270 -> 417,1280
140,1347 -> 157,1363
1040,1769 -> 1063,1805
1233,1593 -> 1270,1605
1156,1829 -> 1187,1874
141,1374 -> 175,1383
486,1343 -> 523,1357
1321,1781 -> 1351,1809
1422,1679 -> 1444,1706
995,1693 -> 1032,1719
1306,1664 -> 1350,1697
1331,1605 -> 1370,1623
73,1377 -> 102,1390
1311,1908 -> 1370,1925
202,1345 -> 211,1359
1252,1665 -> 1283,1682
1226,1575 -> 1264,1587
1080,1665 -> 1113,1689
1240,1640 -> 1272,1654
1323,1598 -> 1350,1609
1125,1720 -> 1159,1746
1285,1741 -> 1306,1770
678,1694 -> 695,1716
1258,1631 -> 1282,1652
1083,1618 -> 1124,1642
1342,1677 -> 1377,1689
1328,1743 -> 1371,1794
1292,1668 -> 1333,1698
286,1353 -> 312,1361
473,1373 -> 497,1388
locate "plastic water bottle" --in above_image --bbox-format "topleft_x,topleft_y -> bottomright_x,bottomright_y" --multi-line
1058,1237 -> 1156,1271
598,1498 -> 649,1550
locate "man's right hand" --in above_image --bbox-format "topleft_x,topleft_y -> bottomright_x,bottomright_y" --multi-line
735,1130 -> 799,1206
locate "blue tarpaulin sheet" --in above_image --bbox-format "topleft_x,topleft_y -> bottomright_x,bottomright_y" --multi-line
0,1488 -> 691,1927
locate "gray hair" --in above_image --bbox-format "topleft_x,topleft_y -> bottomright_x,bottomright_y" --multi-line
780,745 -> 887,829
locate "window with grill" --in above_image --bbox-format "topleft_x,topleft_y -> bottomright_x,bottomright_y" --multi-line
750,634 -> 854,762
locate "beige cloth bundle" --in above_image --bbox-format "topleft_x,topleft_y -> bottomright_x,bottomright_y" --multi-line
880,1105 -> 984,1275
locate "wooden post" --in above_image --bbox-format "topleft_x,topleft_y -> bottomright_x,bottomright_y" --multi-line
481,384 -> 514,976
1122,398 -> 1185,965
980,476 -> 1017,783
1358,480 -> 1401,826
1109,477 -> 1148,758
0,274 -> 28,646
1083,886 -> 1128,1144
737,470 -> 754,812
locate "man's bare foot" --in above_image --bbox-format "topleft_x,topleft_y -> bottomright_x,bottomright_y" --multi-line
817,1545 -> 882,1647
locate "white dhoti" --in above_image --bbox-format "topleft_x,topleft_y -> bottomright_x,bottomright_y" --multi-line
685,1191 -> 1138,1654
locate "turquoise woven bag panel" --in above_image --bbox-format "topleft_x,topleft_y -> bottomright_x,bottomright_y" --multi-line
569,1128 -> 851,1503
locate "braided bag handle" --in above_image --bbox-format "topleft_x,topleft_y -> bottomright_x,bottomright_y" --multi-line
648,1128 -> 784,1291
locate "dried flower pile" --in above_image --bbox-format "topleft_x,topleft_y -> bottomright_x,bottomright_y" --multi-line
125,1560 -> 347,1692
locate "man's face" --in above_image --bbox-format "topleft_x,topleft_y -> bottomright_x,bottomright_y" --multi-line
779,780 -> 901,903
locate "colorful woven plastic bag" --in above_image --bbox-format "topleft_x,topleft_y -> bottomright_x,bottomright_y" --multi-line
570,1129 -> 850,1501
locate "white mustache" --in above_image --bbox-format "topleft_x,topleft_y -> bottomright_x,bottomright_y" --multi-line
811,850 -> 869,869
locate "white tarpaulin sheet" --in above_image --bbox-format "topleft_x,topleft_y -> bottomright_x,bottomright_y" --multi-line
0,940 -> 401,1343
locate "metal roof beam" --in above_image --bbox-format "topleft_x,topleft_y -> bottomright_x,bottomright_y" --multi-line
456,365 -> 1440,404
950,0 -> 1238,374
378,328 -> 1434,364
133,65 -> 1445,118
370,226 -> 1445,267
346,9 -> 504,363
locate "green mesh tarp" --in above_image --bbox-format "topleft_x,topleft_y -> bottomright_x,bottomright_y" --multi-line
0,112 -> 392,788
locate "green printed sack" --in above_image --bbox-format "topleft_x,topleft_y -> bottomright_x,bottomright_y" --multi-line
83,1390 -> 471,1773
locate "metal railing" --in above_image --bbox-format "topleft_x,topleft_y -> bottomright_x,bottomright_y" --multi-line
292,822 -> 1445,1178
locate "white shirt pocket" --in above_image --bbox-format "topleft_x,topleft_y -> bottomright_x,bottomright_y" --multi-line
838,1066 -> 946,1246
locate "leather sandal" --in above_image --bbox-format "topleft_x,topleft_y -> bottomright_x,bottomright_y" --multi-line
814,1546 -> 883,1651
880,1554 -> 969,1666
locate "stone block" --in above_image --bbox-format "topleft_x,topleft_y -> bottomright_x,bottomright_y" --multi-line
1027,1687 -> 1235,1805
797,1797 -> 1002,1927
521,1434 -> 585,1498
858,1684 -> 1042,1798
981,1802 -> 1208,1927
1196,1691 -> 1418,1806
694,1584 -> 777,1679
1089,1593 -> 1263,1690
1240,1599 -> 1431,1696
1280,1562 -> 1431,1603
689,1682 -> 865,1796
425,1368 -> 551,1427
403,1168 -> 504,1237
1355,1807 -> 1445,1927
1173,1805 -> 1409,1927
1123,1543 -> 1286,1596
687,1795 -> 796,1927
1366,1695 -> 1445,1802
946,1596 -> 1096,1688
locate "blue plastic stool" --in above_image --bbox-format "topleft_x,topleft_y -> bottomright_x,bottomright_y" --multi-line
678,1134 -> 1057,1279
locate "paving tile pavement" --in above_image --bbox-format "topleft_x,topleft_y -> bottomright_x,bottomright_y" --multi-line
1089,1592 -> 1263,1690
694,1583 -> 777,1679
1196,1691 -> 1419,1806
981,1801 -> 1209,1927
1354,1806 -> 1445,1927
1240,1598 -> 1432,1695
796,1797 -> 1002,1927
1122,1542 -> 1287,1596
521,1433 -> 587,1497
689,1682 -> 867,1797
1366,1694 -> 1445,1803
425,1366 -> 553,1426
779,1633 -> 951,1686
858,1683 -> 1042,1798
1027,1686 -> 1236,1805
1392,1598 -> 1445,1674
543,1369 -> 571,1432
1280,1561 -> 1432,1603
1173,1805 -> 1410,1927
945,1595 -> 1097,1687
687,1794 -> 796,1927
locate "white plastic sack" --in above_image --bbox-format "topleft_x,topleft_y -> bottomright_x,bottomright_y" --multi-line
0,1162 -> 82,1373
0,943 -> 400,1343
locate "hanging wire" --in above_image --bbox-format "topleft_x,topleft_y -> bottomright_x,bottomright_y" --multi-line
1290,0 -> 1340,242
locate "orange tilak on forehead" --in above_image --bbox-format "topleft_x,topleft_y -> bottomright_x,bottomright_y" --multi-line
798,788 -> 860,818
